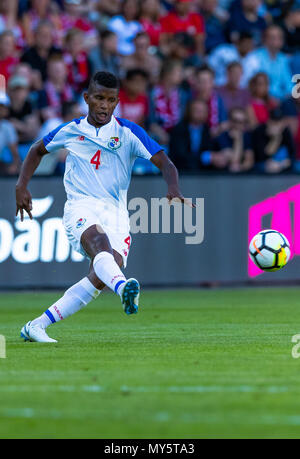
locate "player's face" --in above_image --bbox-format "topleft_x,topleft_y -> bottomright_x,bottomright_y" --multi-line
84,85 -> 119,126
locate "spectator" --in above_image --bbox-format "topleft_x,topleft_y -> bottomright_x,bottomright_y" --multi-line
280,5 -> 300,54
200,0 -> 226,53
217,62 -> 250,112
0,0 -> 294,177
281,92 -> 300,171
214,0 -> 231,21
90,0 -> 122,33
169,32 -> 204,70
121,32 -> 161,84
88,30 -> 120,77
169,99 -> 228,170
216,107 -> 254,172
139,0 -> 163,47
0,30 -> 19,83
21,0 -> 63,48
226,0 -> 267,46
63,28 -> 90,93
44,55 -> 74,118
13,62 -> 40,90
208,31 -> 260,87
262,0 -> 293,20
0,0 -> 24,48
118,69 -> 149,126
149,60 -> 188,146
92,0 -> 122,32
160,0 -> 205,56
7,74 -> 40,160
251,25 -> 293,100
193,65 -> 227,136
247,72 -> 278,129
107,0 -> 142,56
0,92 -> 19,175
12,63 -> 48,116
252,107 -> 295,173
21,20 -> 61,82
60,0 -> 97,50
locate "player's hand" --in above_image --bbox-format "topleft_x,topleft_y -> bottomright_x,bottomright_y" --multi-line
16,185 -> 33,221
166,186 -> 196,208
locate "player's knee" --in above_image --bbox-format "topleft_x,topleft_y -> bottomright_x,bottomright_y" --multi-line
81,224 -> 113,259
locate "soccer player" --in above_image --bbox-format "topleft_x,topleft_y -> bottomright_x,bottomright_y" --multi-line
16,71 -> 191,343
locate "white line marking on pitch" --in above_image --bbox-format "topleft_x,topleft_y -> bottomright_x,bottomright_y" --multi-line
2,408 -> 300,428
0,384 -> 289,394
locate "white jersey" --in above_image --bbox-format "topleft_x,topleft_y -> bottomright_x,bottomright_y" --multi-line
43,115 -> 162,211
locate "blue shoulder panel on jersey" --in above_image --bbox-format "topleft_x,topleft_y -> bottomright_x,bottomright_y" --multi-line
73,116 -> 85,124
43,117 -> 84,147
43,122 -> 70,147
116,117 -> 162,156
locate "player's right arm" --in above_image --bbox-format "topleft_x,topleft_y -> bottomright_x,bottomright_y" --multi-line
15,139 -> 49,221
16,122 -> 68,221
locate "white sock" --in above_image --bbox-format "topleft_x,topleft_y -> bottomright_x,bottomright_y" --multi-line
93,251 -> 126,295
31,277 -> 101,328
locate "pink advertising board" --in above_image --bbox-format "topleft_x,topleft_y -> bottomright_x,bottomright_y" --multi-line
248,183 -> 300,277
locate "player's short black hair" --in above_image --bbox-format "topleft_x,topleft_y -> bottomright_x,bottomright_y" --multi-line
88,71 -> 119,93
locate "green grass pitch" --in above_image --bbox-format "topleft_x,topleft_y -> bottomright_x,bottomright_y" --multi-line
1,287 -> 300,439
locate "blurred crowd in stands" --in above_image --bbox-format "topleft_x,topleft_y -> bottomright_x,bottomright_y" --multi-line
0,0 -> 299,175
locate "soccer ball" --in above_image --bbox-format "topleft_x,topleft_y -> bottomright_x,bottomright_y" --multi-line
249,229 -> 291,272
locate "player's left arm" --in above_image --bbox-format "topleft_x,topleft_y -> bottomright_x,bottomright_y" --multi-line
151,151 -> 195,207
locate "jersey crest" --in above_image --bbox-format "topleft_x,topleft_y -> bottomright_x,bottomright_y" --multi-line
107,136 -> 121,150
76,218 -> 86,229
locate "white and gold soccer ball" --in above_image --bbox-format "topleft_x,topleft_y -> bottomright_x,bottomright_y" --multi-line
249,229 -> 291,272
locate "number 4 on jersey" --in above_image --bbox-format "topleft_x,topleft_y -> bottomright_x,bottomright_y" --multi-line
124,236 -> 131,256
90,150 -> 101,169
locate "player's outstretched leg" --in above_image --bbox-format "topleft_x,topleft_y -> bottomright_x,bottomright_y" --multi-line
20,277 -> 101,343
92,251 -> 140,315
120,278 -> 140,315
20,321 -> 58,343
82,225 -> 140,315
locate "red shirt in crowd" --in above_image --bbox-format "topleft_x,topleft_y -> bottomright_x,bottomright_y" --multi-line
61,15 -> 95,35
140,18 -> 162,46
251,99 -> 277,124
118,88 -> 149,126
63,52 -> 89,93
0,56 -> 19,83
160,11 -> 205,36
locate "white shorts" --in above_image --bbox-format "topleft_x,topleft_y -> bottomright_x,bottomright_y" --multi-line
63,198 -> 131,267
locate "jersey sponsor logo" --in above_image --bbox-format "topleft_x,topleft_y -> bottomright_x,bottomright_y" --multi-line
107,136 -> 121,150
0,196 -> 84,265
77,135 -> 85,141
76,218 -> 86,229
